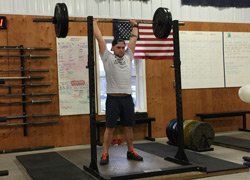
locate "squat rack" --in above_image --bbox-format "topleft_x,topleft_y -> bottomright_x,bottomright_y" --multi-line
83,17 -> 205,180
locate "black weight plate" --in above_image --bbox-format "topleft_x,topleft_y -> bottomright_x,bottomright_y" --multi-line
190,122 -> 215,150
153,7 -> 172,39
171,121 -> 178,144
54,3 -> 68,38
172,118 -> 188,144
166,118 -> 176,143
61,3 -> 69,38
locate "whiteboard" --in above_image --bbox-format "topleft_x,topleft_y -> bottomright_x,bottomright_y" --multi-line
57,36 -> 89,115
224,32 -> 250,87
180,31 -> 225,89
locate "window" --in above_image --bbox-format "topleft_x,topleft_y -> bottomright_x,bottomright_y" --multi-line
96,37 -> 147,115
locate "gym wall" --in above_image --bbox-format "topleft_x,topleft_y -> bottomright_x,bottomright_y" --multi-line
0,15 -> 249,151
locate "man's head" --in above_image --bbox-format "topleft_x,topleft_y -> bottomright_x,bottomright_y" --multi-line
111,38 -> 126,57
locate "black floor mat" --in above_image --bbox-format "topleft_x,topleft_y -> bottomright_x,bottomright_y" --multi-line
134,142 -> 247,173
214,136 -> 250,151
16,152 -> 95,180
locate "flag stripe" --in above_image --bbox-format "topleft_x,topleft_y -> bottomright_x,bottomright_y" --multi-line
135,50 -> 174,53
134,56 -> 174,60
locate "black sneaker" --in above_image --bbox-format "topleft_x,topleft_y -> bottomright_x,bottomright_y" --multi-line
127,148 -> 143,161
100,153 -> 109,165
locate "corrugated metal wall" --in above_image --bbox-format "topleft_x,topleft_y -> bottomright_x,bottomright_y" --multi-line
1,0 -> 250,23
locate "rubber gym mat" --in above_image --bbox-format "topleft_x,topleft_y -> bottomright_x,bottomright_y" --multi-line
214,135 -> 250,151
16,152 -> 95,180
134,142 -> 247,173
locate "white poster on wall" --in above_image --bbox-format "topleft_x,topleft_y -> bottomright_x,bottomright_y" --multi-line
224,32 -> 250,87
57,36 -> 89,115
180,31 -> 225,89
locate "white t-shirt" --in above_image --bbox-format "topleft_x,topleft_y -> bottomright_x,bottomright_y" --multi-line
100,48 -> 134,94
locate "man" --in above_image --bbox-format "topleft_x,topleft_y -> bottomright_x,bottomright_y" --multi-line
94,19 -> 143,165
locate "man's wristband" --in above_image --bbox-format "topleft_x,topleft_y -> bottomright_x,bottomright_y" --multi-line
133,25 -> 139,28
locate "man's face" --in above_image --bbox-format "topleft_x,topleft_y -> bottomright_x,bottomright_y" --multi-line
112,44 -> 126,57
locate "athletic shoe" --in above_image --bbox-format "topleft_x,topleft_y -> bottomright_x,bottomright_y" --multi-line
127,148 -> 143,161
100,153 -> 109,165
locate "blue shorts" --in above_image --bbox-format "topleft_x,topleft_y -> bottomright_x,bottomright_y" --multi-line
105,95 -> 135,128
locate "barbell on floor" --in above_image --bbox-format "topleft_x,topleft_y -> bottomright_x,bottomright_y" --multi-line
33,3 -> 173,39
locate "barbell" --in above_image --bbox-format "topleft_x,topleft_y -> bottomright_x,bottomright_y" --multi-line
33,3 -> 173,39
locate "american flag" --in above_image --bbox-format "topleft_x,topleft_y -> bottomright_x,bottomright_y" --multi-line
113,22 -> 174,60
134,24 -> 174,60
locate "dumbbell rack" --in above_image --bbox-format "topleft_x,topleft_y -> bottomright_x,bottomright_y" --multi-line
0,45 -> 56,136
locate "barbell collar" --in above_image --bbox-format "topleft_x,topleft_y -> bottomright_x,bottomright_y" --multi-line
179,22 -> 185,26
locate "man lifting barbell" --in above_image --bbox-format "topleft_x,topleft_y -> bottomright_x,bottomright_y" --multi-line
94,19 -> 143,165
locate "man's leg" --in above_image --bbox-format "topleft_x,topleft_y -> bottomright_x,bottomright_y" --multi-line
124,126 -> 134,151
103,127 -> 115,153
100,127 -> 115,165
124,126 -> 143,161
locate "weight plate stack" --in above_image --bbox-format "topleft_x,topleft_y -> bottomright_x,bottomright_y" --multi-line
190,122 -> 215,150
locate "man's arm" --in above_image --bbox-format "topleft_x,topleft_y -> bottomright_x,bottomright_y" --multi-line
93,19 -> 106,55
128,20 -> 138,54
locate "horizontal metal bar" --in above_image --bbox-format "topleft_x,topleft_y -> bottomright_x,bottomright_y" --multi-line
0,69 -> 49,73
0,92 -> 57,97
0,120 -> 59,127
0,113 -> 58,122
0,54 -> 50,58
0,46 -> 52,50
33,18 -> 54,23
0,99 -> 52,105
0,76 -> 44,80
0,83 -> 50,87
33,17 -> 153,24
98,20 -> 153,24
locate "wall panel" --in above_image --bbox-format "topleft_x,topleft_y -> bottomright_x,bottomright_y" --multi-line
0,14 -> 250,150
1,0 -> 250,23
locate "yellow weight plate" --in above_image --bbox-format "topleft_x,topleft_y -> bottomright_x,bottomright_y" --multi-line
183,120 -> 200,147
